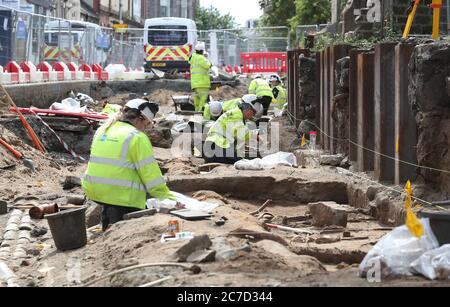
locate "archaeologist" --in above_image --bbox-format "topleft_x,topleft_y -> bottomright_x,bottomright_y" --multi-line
101,101 -> 122,115
189,42 -> 212,112
203,95 -> 263,164
203,98 -> 241,121
248,74 -> 274,115
269,74 -> 287,109
82,99 -> 176,231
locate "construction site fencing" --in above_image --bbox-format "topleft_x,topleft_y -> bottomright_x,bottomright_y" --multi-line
0,5 -> 291,70
198,27 -> 290,67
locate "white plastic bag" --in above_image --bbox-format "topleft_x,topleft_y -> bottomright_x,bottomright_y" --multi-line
50,97 -> 86,113
172,192 -> 219,213
411,244 -> 450,280
234,152 -> 297,170
359,218 -> 439,278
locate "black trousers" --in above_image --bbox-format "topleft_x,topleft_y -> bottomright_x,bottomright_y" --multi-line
203,141 -> 242,165
260,96 -> 273,116
101,204 -> 140,231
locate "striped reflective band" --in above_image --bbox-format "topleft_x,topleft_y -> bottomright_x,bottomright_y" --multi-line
121,130 -> 140,160
135,156 -> 157,169
89,156 -> 156,170
145,177 -> 166,191
89,156 -> 136,169
83,175 -> 146,191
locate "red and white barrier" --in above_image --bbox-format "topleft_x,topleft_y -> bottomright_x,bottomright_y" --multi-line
0,61 -> 148,85
52,62 -> 72,81
37,61 -> 52,82
21,61 -> 44,83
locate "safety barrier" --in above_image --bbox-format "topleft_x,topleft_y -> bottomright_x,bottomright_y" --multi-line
240,52 -> 287,73
0,61 -> 118,84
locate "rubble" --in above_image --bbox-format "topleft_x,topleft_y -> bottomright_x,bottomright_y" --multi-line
320,154 -> 345,166
85,201 -> 102,228
308,201 -> 348,228
172,235 -> 213,262
186,250 -> 216,264
63,176 -> 82,190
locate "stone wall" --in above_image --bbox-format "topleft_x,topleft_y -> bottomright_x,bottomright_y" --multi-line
297,56 -> 317,136
341,0 -> 448,36
409,42 -> 450,196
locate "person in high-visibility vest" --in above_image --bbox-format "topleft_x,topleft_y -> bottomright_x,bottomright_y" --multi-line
82,99 -> 176,231
203,98 -> 242,121
101,101 -> 122,115
269,74 -> 287,109
248,74 -> 274,115
189,42 -> 212,112
204,95 -> 263,164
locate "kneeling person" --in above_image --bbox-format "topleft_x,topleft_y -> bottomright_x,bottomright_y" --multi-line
203,96 -> 263,164
203,98 -> 242,121
82,99 -> 176,231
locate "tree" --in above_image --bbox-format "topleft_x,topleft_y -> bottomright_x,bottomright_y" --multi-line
259,0 -> 330,29
289,0 -> 331,29
258,0 -> 297,28
195,5 -> 238,30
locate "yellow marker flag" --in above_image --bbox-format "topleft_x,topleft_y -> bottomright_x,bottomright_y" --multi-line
301,134 -> 306,147
404,180 -> 424,238
396,137 -> 400,154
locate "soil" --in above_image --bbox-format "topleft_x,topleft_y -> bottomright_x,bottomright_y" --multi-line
1,86 -> 449,288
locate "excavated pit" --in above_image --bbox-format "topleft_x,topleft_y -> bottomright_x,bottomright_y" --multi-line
164,168 -> 395,266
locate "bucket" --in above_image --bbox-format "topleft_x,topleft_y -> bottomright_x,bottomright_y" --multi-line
45,207 -> 87,251
29,204 -> 59,219
419,211 -> 450,246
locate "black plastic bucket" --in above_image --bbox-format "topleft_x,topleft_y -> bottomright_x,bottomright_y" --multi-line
46,207 -> 87,251
419,211 -> 450,246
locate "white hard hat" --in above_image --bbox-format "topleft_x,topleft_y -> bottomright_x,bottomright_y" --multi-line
125,99 -> 158,121
253,74 -> 263,79
269,74 -> 281,82
209,101 -> 223,117
195,42 -> 205,52
242,94 -> 259,105
241,95 -> 262,113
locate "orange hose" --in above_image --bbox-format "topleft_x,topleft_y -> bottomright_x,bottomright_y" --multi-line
0,138 -> 23,159
1,85 -> 46,154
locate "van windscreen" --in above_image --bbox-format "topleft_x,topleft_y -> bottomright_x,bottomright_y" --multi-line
148,25 -> 188,46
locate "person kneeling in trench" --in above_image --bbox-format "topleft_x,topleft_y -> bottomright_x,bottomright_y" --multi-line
203,96 -> 263,164
82,99 -> 176,231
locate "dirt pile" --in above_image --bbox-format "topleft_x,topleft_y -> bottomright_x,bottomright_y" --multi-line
149,89 -> 190,106
0,126 -> 84,201
212,84 -> 248,101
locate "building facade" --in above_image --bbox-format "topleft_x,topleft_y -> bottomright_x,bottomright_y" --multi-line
143,0 -> 197,20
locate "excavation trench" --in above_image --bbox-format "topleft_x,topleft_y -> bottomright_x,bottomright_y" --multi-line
167,171 -> 387,265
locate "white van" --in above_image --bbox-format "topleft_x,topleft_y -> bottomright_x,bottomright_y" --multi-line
143,17 -> 197,72
44,20 -> 108,66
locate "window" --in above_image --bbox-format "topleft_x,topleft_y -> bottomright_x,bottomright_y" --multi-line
160,0 -> 170,17
181,0 -> 188,18
148,25 -> 188,46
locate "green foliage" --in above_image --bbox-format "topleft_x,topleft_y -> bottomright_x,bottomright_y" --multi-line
258,0 -> 297,27
289,0 -> 331,29
259,0 -> 330,29
195,5 -> 238,30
